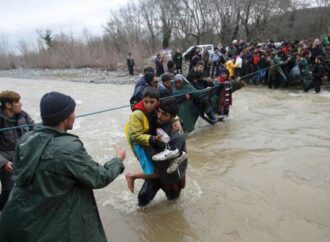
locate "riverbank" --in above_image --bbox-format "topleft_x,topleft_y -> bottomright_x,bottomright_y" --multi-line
0,68 -> 138,84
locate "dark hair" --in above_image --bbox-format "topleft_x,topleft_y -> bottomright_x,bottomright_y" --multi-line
142,86 -> 160,100
144,71 -> 156,85
143,66 -> 155,74
196,60 -> 204,66
220,47 -> 226,54
167,60 -> 175,69
159,97 -> 179,116
161,73 -> 173,82
316,55 -> 324,63
0,90 -> 20,108
194,71 -> 204,80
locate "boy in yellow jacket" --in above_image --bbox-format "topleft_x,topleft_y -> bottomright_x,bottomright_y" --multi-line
125,87 -> 180,193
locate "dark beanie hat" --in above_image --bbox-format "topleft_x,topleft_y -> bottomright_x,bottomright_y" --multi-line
159,97 -> 179,116
40,91 -> 76,125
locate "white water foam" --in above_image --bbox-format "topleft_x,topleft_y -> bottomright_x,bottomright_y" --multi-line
101,178 -> 203,214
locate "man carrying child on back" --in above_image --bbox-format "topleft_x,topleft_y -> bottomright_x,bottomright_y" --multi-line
125,87 -> 187,205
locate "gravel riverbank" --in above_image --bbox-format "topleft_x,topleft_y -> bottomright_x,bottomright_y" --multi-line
0,68 -> 138,85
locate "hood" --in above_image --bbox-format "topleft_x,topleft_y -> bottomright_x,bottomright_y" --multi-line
13,125 -> 63,186
131,100 -> 147,113
173,75 -> 197,95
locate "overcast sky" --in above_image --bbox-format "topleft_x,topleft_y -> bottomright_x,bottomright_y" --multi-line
0,0 -> 126,51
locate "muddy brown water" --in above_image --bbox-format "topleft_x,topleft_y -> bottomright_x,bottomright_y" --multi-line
1,77 -> 330,242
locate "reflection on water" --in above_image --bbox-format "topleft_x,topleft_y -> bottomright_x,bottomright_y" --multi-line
1,78 -> 330,242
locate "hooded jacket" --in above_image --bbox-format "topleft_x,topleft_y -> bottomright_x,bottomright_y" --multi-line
0,125 -> 124,242
125,101 -> 158,150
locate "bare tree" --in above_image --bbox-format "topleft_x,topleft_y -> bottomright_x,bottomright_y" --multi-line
175,0 -> 213,44
105,0 -> 143,52
157,0 -> 178,48
140,0 -> 159,51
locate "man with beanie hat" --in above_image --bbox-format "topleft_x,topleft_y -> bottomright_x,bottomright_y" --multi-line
137,97 -> 188,206
0,90 -> 34,210
40,91 -> 76,125
0,91 -> 126,242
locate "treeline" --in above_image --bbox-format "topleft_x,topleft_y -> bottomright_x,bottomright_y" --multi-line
106,0 -> 329,51
0,31 -> 123,70
0,0 -> 329,70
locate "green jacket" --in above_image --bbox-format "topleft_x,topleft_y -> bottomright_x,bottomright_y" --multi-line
298,57 -> 311,80
273,55 -> 287,82
0,125 -> 124,242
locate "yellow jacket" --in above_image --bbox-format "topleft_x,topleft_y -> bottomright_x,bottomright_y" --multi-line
225,60 -> 238,77
125,110 -> 151,148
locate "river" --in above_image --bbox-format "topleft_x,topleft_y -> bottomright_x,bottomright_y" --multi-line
1,76 -> 330,242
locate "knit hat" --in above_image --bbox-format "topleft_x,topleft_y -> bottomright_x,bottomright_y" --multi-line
40,92 -> 76,125
159,97 -> 179,116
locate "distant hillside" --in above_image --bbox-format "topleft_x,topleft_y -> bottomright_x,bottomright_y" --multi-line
267,6 -> 330,40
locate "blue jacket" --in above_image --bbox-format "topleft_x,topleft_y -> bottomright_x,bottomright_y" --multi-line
130,76 -> 149,105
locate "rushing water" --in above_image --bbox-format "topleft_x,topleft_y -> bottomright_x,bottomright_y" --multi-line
1,77 -> 330,242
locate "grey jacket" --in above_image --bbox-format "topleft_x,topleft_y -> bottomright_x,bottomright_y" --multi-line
0,110 -> 34,167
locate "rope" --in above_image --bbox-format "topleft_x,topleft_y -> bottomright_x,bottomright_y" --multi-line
0,62 -> 284,132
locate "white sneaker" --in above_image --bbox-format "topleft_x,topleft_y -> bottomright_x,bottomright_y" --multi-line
166,151 -> 187,174
152,148 -> 180,162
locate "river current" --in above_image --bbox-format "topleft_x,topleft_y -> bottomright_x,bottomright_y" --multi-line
1,76 -> 330,242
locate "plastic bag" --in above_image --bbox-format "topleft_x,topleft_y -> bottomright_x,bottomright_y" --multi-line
156,128 -> 170,143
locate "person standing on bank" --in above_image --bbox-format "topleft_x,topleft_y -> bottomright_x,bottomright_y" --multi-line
173,49 -> 183,74
127,52 -> 135,76
0,90 -> 34,211
0,91 -> 126,242
155,53 -> 165,77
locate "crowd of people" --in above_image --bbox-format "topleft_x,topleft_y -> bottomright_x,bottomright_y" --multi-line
134,36 -> 330,94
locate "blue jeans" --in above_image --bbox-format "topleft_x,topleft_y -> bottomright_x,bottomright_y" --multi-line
132,144 -> 155,175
